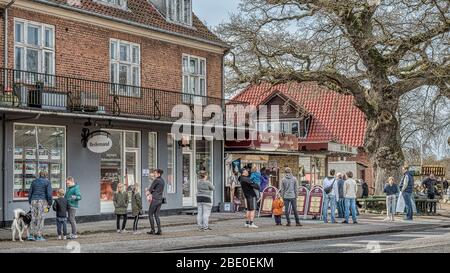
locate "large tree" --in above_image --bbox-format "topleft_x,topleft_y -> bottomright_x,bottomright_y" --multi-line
217,0 -> 450,193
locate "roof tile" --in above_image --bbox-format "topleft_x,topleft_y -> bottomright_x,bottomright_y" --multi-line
232,82 -> 367,147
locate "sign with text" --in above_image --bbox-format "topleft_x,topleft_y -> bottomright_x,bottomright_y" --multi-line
87,132 -> 112,153
258,186 -> 278,216
295,186 -> 309,216
307,185 -> 324,217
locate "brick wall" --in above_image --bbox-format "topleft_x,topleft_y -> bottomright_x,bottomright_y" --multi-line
4,7 -> 223,99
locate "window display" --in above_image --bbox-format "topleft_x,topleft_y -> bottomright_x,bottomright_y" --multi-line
195,137 -> 212,177
13,124 -> 65,200
100,130 -> 140,209
167,133 -> 176,193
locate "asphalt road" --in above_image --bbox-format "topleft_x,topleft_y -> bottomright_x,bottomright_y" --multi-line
169,227 -> 450,253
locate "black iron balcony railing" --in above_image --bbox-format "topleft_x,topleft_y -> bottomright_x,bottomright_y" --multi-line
0,68 -> 243,122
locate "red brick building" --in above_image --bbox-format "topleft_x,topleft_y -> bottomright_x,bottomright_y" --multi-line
229,82 -> 372,190
0,0 -> 229,224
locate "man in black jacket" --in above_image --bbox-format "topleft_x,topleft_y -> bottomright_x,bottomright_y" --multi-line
422,173 -> 437,213
147,169 -> 165,235
239,169 -> 260,228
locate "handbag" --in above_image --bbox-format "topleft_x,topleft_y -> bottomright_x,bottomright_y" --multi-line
162,185 -> 167,204
324,179 -> 336,194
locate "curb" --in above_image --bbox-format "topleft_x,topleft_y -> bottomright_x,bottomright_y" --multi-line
0,216 -> 242,242
167,223 -> 449,252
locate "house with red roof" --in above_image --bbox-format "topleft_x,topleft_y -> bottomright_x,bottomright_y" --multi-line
225,82 -> 373,193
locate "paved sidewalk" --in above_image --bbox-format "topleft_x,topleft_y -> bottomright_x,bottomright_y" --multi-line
0,212 -> 242,241
1,213 -> 450,253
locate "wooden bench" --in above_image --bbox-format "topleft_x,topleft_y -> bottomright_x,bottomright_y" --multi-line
357,197 -> 386,211
415,199 -> 438,214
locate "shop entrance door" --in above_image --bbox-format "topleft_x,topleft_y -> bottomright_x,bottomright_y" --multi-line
182,151 -> 195,207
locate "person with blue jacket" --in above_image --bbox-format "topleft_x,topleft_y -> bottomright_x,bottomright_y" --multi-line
399,165 -> 414,220
384,177 -> 399,221
28,171 -> 53,241
259,167 -> 269,192
250,166 -> 261,199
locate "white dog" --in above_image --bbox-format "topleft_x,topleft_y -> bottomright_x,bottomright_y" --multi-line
12,209 -> 32,242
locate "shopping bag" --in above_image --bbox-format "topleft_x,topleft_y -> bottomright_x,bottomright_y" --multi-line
411,195 -> 417,213
396,192 -> 405,213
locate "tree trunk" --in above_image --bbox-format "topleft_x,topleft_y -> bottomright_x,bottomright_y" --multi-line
364,96 -> 404,195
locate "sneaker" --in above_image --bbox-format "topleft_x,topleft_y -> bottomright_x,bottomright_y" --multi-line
342,220 -> 349,224
353,221 -> 358,224
248,223 -> 258,228
27,236 -> 35,241
63,236 -> 67,240
71,234 -> 78,239
133,231 -> 141,235
244,223 -> 249,228
117,230 -> 121,233
121,229 -> 127,233
57,235 -> 62,240
204,227 -> 212,231
147,230 -> 155,235
296,223 -> 302,227
35,236 -> 46,241
383,217 -> 391,221
286,222 -> 291,226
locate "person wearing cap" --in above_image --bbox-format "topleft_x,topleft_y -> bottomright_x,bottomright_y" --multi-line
280,167 -> 302,226
239,169 -> 260,228
399,165 -> 414,220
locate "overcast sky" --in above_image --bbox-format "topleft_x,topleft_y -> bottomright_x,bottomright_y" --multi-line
192,0 -> 241,27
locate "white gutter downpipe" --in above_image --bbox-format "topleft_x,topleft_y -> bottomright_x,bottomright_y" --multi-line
2,0 -> 15,226
3,0 -> 15,70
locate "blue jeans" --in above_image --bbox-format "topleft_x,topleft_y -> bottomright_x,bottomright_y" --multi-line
403,192 -> 413,220
345,198 -> 357,223
56,217 -> 68,236
322,194 -> 336,223
284,198 -> 300,224
337,199 -> 345,218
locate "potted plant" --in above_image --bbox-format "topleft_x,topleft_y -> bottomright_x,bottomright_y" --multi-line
0,86 -> 19,106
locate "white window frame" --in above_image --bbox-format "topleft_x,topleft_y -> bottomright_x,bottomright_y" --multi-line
110,38 -> 141,97
94,0 -> 128,10
166,0 -> 192,26
182,54 -> 207,104
167,133 -> 176,194
14,18 -> 55,82
148,132 -> 158,171
12,123 -> 66,201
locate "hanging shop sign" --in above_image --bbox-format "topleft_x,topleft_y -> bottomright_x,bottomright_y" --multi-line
295,186 -> 309,217
258,186 -> 278,217
307,185 -> 324,217
81,128 -> 112,154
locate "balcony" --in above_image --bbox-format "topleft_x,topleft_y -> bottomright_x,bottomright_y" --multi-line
0,68 -> 237,123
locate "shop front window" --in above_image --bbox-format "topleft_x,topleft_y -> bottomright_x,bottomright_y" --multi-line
195,137 -> 212,178
148,132 -> 157,172
100,130 -> 140,212
167,133 -> 176,193
14,124 -> 65,200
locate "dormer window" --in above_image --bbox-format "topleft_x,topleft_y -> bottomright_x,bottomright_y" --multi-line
166,0 -> 192,26
96,0 -> 127,10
